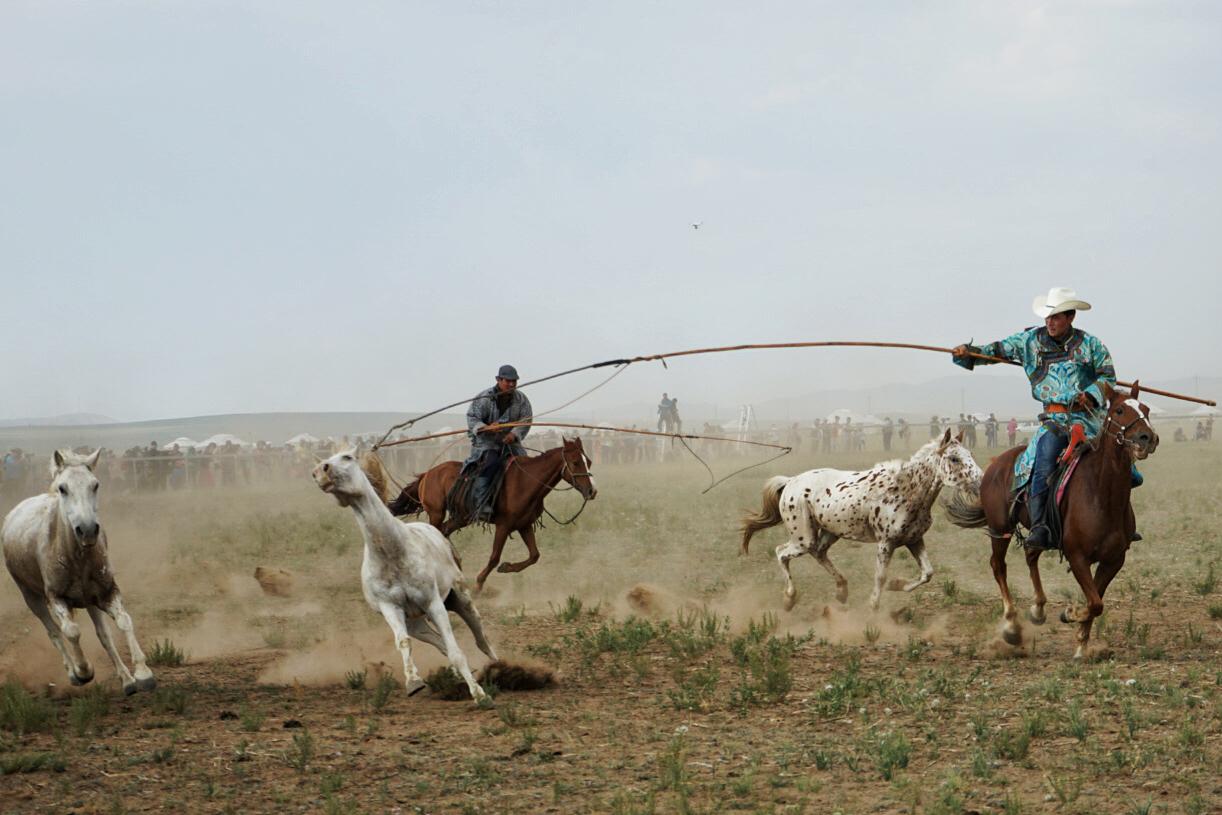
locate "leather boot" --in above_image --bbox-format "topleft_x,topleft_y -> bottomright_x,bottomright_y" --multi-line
1024,488 -> 1056,551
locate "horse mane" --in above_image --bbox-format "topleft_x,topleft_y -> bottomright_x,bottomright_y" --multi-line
360,452 -> 391,503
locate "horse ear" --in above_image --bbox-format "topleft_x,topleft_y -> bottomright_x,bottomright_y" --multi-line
939,428 -> 951,449
53,450 -> 66,470
1130,380 -> 1141,401
85,449 -> 101,470
955,430 -> 965,444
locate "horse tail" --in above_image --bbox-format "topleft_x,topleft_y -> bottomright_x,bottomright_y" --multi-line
741,476 -> 790,554
387,478 -> 424,516
943,488 -> 987,529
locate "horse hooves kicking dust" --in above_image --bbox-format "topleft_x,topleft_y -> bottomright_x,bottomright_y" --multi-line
426,659 -> 557,701
254,566 -> 294,597
2,449 -> 157,696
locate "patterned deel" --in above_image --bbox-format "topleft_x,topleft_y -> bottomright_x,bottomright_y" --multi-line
953,327 -> 1116,488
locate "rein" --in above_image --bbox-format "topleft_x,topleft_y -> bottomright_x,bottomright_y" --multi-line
509,448 -> 593,526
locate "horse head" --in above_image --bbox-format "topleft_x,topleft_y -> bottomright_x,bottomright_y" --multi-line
1101,381 -> 1159,460
312,448 -> 369,507
933,428 -> 983,494
50,449 -> 102,547
559,436 -> 597,500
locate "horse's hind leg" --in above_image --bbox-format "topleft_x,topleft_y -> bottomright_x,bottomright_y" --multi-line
497,525 -> 540,574
445,586 -> 498,661
775,538 -> 809,611
87,606 -> 138,695
888,537 -> 934,594
102,595 -> 154,691
811,532 -> 847,605
868,542 -> 898,611
1025,548 -> 1048,624
990,536 -> 1022,646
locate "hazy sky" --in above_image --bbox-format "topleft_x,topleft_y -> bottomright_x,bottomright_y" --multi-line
3,2 -> 1220,422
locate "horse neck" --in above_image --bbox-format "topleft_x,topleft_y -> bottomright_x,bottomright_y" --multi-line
1085,424 -> 1133,506
897,445 -> 942,502
513,447 -> 567,495
347,481 -> 402,559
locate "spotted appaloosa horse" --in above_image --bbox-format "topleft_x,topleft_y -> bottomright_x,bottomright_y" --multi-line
946,382 -> 1158,659
742,429 -> 982,611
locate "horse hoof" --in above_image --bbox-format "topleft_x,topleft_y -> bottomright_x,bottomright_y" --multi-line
1002,627 -> 1023,647
886,578 -> 907,592
405,679 -> 427,697
1059,609 -> 1072,624
1027,608 -> 1046,626
496,563 -> 513,574
69,670 -> 93,687
783,594 -> 797,612
122,681 -> 139,697
136,677 -> 157,693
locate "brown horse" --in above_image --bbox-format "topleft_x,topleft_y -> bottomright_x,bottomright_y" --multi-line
387,437 -> 597,591
945,382 -> 1158,659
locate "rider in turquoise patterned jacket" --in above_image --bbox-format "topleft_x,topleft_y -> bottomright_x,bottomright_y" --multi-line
952,287 -> 1141,550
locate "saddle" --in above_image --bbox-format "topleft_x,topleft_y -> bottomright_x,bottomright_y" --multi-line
446,451 -> 511,527
1005,424 -> 1089,551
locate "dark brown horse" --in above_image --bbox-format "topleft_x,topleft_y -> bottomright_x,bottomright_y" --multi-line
946,382 -> 1158,658
387,437 -> 597,592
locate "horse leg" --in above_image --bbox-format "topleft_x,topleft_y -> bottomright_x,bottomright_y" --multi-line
774,538 -> 808,611
445,586 -> 498,661
888,537 -> 934,593
18,585 -> 75,678
810,532 -> 848,605
86,606 -> 138,695
102,595 -> 154,691
1063,553 -> 1126,660
1025,548 -> 1048,624
1059,552 -> 1106,660
46,595 -> 93,685
497,525 -> 540,574
377,601 -> 426,695
475,525 -> 511,593
868,542 -> 897,611
990,536 -> 1022,646
424,597 -> 486,703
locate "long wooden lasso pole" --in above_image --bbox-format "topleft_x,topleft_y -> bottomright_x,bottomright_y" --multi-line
373,340 -> 1214,449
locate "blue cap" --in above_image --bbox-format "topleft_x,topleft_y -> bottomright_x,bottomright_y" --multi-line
497,364 -> 519,380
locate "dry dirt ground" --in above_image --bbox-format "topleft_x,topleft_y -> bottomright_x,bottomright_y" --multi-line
2,437 -> 1220,814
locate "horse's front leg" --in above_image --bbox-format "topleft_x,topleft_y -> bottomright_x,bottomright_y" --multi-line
887,537 -> 933,593
475,525 -> 511,593
497,525 -> 540,574
990,536 -> 1022,646
103,595 -> 155,691
868,541 -> 897,611
86,606 -> 138,695
1059,552 -> 1106,659
376,601 -> 426,695
46,595 -> 93,685
1025,547 -> 1047,624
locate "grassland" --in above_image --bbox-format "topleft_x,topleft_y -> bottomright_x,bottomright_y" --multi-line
0,435 -> 1218,814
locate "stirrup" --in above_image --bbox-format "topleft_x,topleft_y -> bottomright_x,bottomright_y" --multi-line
1130,531 -> 1143,543
1024,525 -> 1057,552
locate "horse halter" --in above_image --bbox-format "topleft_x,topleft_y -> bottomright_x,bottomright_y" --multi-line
1101,400 -> 1155,449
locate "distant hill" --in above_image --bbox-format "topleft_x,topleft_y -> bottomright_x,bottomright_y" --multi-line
0,412 -> 118,428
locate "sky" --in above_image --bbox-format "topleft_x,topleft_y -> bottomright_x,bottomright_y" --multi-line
2,1 -> 1220,422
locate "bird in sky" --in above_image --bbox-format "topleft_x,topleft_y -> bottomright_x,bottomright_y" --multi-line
691,221 -> 703,230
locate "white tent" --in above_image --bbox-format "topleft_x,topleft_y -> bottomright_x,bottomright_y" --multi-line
285,433 -> 319,447
1190,404 -> 1219,417
162,436 -> 201,450
198,433 -> 250,448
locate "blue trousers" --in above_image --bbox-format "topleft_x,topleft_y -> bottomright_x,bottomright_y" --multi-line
1029,430 -> 1143,498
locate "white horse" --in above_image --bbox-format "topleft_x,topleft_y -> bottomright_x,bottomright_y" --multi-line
2,450 -> 156,695
313,448 -> 496,702
741,429 -> 982,611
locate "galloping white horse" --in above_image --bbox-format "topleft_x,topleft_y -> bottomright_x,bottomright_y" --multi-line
2,450 -> 156,695
742,429 -> 982,611
313,449 -> 496,702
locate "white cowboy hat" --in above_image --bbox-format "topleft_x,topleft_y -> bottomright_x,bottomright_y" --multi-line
1032,287 -> 1092,319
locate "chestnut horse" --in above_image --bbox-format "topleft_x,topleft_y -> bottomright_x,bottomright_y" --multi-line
387,437 -> 597,591
945,382 -> 1158,658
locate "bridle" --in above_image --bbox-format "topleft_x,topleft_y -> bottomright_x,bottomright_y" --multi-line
510,444 -> 595,525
